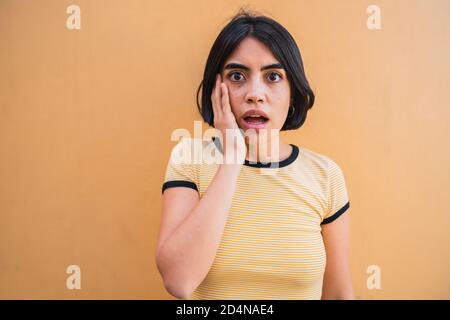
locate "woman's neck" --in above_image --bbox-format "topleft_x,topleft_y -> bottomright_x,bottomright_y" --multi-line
245,139 -> 292,163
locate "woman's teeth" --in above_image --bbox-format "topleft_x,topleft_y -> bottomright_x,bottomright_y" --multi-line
245,116 -> 267,124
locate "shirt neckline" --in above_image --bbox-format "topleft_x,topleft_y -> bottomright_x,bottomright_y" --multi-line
211,136 -> 299,169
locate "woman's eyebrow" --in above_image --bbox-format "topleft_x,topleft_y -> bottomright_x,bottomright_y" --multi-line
223,62 -> 284,71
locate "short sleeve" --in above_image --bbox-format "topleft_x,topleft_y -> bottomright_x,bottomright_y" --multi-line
161,138 -> 199,194
321,159 -> 350,224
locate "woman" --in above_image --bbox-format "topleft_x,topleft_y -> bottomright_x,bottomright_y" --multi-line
156,8 -> 354,300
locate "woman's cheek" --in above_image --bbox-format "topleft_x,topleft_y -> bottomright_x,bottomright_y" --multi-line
227,89 -> 238,111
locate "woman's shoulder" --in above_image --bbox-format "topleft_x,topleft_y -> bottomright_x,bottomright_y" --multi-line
297,145 -> 342,172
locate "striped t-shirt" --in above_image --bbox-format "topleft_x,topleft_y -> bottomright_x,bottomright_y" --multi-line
161,136 -> 350,300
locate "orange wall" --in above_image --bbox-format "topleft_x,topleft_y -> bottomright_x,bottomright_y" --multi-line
0,0 -> 449,299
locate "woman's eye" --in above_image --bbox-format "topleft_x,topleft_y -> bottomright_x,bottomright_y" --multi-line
268,72 -> 282,82
228,72 -> 244,81
227,71 -> 282,82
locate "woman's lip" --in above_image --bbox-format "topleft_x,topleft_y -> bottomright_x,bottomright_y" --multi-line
242,118 -> 269,130
242,110 -> 270,119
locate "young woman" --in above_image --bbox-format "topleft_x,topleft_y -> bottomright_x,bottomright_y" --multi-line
156,9 -> 354,300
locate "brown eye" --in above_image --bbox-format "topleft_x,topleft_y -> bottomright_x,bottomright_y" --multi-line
268,72 -> 282,82
228,71 -> 245,82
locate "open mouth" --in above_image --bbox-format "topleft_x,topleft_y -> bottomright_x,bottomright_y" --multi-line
243,115 -> 269,125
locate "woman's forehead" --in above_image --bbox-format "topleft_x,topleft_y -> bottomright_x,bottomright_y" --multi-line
225,37 -> 278,62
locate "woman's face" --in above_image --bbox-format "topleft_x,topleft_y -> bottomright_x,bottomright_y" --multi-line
220,36 -> 291,136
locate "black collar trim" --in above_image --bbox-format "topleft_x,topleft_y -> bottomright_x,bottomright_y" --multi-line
211,136 -> 299,168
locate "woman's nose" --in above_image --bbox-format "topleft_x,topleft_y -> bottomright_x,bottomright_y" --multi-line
245,78 -> 266,104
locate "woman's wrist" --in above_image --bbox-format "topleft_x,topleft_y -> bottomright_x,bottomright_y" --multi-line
218,162 -> 243,174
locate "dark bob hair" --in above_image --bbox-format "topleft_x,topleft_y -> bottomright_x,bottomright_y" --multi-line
196,8 -> 315,131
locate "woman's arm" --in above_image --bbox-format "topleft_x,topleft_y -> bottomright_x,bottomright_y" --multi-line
156,163 -> 242,299
321,210 -> 355,299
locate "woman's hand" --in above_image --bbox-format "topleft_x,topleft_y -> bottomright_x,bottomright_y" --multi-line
211,73 -> 247,164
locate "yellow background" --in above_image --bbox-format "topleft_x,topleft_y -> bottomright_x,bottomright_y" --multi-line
0,0 -> 449,299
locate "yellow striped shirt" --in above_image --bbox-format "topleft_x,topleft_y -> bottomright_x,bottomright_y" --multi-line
162,136 -> 350,300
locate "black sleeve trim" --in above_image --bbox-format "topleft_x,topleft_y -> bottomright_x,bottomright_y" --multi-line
321,201 -> 350,225
162,180 -> 198,193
